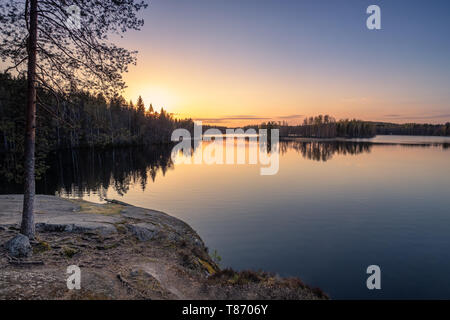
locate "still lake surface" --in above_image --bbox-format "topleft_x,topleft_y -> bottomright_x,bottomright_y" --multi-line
4,135 -> 450,299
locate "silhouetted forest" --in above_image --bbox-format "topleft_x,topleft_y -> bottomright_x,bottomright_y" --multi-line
254,115 -> 376,138
374,122 -> 450,136
0,74 -> 193,181
255,116 -> 450,138
0,74 -> 193,152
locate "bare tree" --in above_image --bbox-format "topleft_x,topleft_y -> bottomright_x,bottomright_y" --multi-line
0,0 -> 148,238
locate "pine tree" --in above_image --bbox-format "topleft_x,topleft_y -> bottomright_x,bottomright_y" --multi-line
0,0 -> 148,238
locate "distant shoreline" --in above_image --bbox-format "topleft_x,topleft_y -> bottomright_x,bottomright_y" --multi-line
281,135 -> 450,145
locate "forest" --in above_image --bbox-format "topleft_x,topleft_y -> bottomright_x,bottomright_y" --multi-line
374,122 -> 450,136
257,115 -> 377,138
258,115 -> 450,138
0,73 -> 193,182
0,73 -> 194,152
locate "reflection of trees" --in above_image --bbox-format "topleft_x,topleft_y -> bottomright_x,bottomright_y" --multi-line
1,139 -> 449,195
55,145 -> 174,197
0,139 -> 199,196
281,140 -> 373,162
0,145 -> 175,197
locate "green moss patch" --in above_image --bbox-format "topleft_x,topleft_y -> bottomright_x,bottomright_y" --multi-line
33,241 -> 52,254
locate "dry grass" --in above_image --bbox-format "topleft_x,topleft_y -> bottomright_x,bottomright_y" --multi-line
69,199 -> 124,215
208,268 -> 330,300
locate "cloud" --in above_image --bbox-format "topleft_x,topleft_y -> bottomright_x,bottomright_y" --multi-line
194,115 -> 271,122
341,97 -> 369,103
194,114 -> 304,123
277,114 -> 304,119
383,113 -> 450,120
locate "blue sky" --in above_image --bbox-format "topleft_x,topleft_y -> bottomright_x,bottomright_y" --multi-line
4,0 -> 449,124
92,0 -> 450,123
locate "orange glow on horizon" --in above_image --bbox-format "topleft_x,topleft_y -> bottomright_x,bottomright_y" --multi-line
117,26 -> 450,127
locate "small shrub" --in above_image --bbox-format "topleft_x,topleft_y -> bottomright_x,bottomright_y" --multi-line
62,246 -> 78,258
33,241 -> 51,254
210,249 -> 222,266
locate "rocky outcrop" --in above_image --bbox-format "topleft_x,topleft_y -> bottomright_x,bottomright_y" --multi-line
0,195 -> 327,300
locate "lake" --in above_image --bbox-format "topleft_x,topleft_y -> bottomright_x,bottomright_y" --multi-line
2,135 -> 450,299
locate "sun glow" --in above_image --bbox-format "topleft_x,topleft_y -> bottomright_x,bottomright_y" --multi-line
126,85 -> 179,113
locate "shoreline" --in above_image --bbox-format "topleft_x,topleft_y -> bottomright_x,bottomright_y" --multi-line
0,194 -> 327,300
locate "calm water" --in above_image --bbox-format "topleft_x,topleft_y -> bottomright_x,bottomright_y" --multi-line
2,135 -> 450,299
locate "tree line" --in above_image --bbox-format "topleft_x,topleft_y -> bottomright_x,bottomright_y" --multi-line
0,73 -> 193,182
0,73 -> 193,152
255,115 -> 376,138
256,116 -> 450,138
374,122 -> 450,136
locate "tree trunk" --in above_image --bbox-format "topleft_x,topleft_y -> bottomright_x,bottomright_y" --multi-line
21,0 -> 38,238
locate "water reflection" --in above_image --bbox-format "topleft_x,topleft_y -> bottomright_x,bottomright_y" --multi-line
53,140 -> 375,196
0,137 -> 448,198
282,140 -> 373,162
0,145 -> 174,196
56,145 -> 176,198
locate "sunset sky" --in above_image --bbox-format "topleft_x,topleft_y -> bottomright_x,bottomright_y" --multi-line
113,1 -> 449,126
